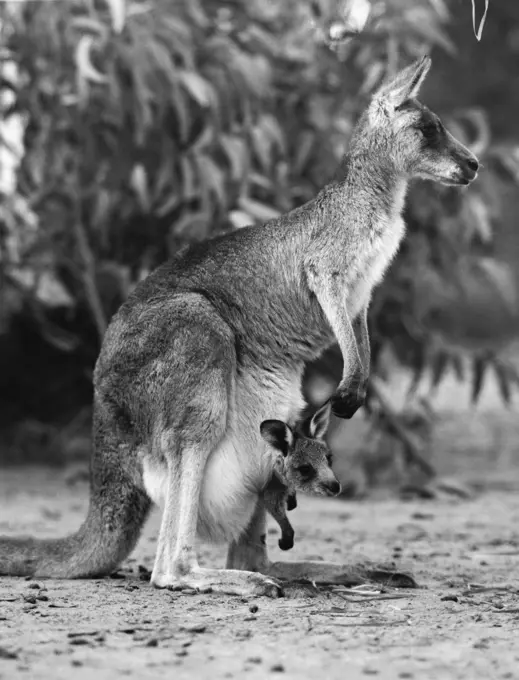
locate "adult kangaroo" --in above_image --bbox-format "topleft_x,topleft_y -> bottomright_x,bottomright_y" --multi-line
0,57 -> 478,595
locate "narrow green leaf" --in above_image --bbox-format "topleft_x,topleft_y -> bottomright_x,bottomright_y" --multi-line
75,36 -> 108,84
130,164 -> 150,212
472,356 -> 488,403
178,70 -> 212,108
430,350 -> 449,389
494,363 -> 512,405
105,0 -> 126,34
228,210 -> 253,229
181,155 -> 198,201
250,125 -> 272,172
155,192 -> 180,218
171,210 -> 208,238
71,17 -> 109,40
220,134 -> 248,182
196,154 -> 227,208
237,196 -> 280,222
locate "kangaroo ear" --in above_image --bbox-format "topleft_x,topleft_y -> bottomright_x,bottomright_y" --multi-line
306,401 -> 331,440
260,420 -> 294,456
374,55 -> 431,109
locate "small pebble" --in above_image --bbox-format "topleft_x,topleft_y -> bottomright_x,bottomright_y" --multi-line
271,663 -> 285,673
146,638 -> 158,648
411,512 -> 434,520
473,639 -> 490,650
248,657 -> 262,664
0,647 -> 18,660
440,595 -> 458,603
249,604 -> 259,614
181,623 -> 206,634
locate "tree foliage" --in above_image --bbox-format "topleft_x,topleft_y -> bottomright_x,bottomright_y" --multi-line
0,0 -> 517,462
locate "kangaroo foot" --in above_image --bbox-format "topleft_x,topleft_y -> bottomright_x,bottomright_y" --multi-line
267,560 -> 417,589
151,567 -> 283,597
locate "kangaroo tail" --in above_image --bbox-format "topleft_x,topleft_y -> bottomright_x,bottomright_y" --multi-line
0,482 -> 151,578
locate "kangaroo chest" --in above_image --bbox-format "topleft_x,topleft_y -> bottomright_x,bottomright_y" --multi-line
348,215 -> 406,316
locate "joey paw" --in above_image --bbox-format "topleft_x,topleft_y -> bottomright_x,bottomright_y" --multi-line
287,494 -> 297,511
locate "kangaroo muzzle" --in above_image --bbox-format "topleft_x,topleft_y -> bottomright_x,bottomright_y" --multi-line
448,134 -> 480,186
456,153 -> 479,185
318,475 -> 341,497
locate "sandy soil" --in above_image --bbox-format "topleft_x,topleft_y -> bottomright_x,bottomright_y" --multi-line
1,374 -> 519,680
1,466 -> 519,680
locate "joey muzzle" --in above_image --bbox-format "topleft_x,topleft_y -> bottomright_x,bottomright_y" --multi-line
324,480 -> 341,496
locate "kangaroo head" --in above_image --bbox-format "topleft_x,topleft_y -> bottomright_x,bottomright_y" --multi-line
260,401 -> 341,497
358,55 -> 479,186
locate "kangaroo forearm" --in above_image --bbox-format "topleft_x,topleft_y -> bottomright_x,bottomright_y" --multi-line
353,306 -> 371,374
305,273 -> 363,379
333,308 -> 363,379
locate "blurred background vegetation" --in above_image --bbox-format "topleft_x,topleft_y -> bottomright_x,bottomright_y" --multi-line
0,0 -> 518,490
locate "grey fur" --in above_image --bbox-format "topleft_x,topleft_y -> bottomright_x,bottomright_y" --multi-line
261,402 -> 339,551
0,57 -> 478,595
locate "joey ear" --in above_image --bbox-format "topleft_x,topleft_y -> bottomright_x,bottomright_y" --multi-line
306,401 -> 331,440
373,55 -> 432,110
260,420 -> 294,456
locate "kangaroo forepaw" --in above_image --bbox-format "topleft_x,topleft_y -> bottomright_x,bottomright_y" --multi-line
278,535 -> 294,551
331,381 -> 367,419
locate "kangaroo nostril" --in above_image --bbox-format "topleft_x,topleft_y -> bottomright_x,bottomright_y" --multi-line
467,158 -> 479,173
328,481 -> 341,495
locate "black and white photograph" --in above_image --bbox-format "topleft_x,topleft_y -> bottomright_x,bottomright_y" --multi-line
1,0 -> 518,677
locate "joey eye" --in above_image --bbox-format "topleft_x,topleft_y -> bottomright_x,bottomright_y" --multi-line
297,464 -> 314,477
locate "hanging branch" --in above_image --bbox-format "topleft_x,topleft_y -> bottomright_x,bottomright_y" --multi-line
369,376 -> 436,480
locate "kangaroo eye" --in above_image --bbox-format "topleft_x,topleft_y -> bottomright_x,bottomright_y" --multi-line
419,122 -> 438,141
297,464 -> 314,477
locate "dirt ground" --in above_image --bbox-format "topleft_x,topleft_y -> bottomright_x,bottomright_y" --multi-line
1,374 -> 519,680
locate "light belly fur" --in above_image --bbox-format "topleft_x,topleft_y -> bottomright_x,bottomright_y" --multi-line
142,367 -> 306,543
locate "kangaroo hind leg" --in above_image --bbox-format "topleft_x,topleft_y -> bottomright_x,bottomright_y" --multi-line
150,422 -> 281,596
228,500 -> 417,589
149,315 -> 281,597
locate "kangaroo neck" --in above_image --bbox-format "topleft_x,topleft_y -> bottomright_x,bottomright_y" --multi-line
332,150 -> 409,235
